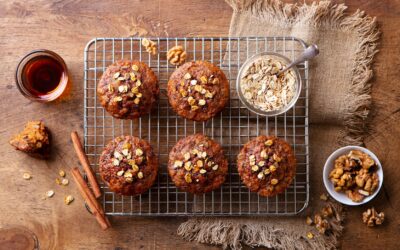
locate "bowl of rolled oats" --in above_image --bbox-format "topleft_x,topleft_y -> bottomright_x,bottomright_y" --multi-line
323,146 -> 383,206
237,52 -> 301,116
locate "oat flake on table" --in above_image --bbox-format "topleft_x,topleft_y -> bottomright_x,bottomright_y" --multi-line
240,56 -> 296,112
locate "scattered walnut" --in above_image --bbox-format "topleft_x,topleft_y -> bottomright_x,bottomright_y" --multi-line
314,214 -> 330,234
319,193 -> 328,201
306,216 -> 313,225
321,205 -> 333,218
141,38 -> 157,55
362,207 -> 384,227
59,170 -> 66,177
167,45 -> 187,66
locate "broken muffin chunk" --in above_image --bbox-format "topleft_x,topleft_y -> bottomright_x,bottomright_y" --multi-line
9,121 -> 50,158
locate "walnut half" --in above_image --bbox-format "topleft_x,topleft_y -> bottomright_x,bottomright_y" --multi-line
167,45 -> 187,66
314,214 -> 330,234
141,38 -> 157,55
362,207 -> 384,227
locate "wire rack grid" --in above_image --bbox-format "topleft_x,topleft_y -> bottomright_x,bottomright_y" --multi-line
83,37 -> 309,216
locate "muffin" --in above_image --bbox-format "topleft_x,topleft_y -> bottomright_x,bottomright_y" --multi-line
99,136 -> 158,196
97,60 -> 159,119
168,134 -> 228,194
9,121 -> 51,159
167,61 -> 229,121
237,135 -> 296,197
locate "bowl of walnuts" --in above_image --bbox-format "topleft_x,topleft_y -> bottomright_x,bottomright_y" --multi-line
323,146 -> 383,206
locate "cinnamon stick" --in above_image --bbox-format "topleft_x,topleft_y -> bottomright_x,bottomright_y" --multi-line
71,131 -> 102,198
71,167 -> 111,230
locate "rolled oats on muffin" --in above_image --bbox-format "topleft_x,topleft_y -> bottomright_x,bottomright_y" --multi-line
237,135 -> 296,197
168,134 -> 228,194
97,60 -> 159,119
167,61 -> 229,121
99,136 -> 158,196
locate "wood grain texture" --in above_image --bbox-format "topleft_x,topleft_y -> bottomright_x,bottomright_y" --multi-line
0,0 -> 398,249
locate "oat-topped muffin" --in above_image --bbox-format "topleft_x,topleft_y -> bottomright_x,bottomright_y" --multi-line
9,121 -> 51,159
99,136 -> 158,196
237,135 -> 296,197
168,134 -> 228,194
167,61 -> 229,121
97,60 -> 159,119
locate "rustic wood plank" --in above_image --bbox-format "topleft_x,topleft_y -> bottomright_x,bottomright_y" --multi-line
0,0 -> 398,249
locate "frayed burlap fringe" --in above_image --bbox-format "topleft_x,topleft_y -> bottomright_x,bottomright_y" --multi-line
226,0 -> 379,145
178,202 -> 345,250
178,0 -> 379,249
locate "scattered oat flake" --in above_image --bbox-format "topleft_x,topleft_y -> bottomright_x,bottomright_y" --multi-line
320,193 -> 328,201
306,232 -> 314,239
61,178 -> 69,186
64,195 -> 74,205
46,190 -> 55,198
23,172 -> 32,180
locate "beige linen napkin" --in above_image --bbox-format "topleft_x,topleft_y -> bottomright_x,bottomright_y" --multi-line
177,0 -> 379,249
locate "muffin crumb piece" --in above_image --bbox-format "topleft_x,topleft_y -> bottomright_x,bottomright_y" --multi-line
9,121 -> 50,158
64,195 -> 74,205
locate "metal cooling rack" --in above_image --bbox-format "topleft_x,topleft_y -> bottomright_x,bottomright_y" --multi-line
83,37 -> 309,216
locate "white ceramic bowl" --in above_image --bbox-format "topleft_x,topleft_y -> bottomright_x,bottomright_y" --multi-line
323,146 -> 383,206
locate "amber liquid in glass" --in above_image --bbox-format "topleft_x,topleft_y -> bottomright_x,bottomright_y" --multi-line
22,56 -> 66,97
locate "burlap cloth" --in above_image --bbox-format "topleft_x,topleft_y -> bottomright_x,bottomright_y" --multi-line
177,0 -> 379,249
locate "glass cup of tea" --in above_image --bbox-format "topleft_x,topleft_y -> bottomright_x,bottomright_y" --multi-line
15,49 -> 69,102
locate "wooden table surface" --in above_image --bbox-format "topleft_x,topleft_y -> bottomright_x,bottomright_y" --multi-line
0,0 -> 399,249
